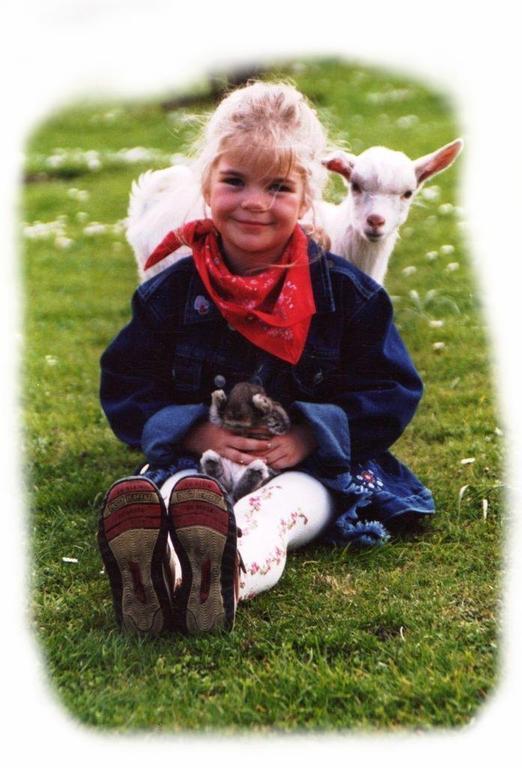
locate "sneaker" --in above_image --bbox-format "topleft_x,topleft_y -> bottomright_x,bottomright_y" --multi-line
168,474 -> 240,634
98,476 -> 174,635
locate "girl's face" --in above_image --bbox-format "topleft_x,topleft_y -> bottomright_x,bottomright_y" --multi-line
205,152 -> 309,274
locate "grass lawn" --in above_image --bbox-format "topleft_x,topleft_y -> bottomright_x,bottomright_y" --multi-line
23,58 -> 502,732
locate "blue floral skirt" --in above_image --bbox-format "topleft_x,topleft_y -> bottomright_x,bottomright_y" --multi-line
325,452 -> 435,546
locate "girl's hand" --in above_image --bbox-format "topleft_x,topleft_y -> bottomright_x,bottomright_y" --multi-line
181,421 -> 272,465
256,424 -> 317,471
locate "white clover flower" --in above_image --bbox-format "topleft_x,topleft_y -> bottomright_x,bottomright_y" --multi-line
103,110 -> 120,122
67,187 -> 89,202
446,262 -> 460,272
120,147 -> 155,163
46,153 -> 65,168
45,355 -> 58,366
367,88 -> 413,105
84,222 -> 108,236
438,203 -> 454,215
432,342 -> 446,351
111,220 -> 126,235
460,457 -> 476,465
402,266 -> 417,277
440,244 -> 455,255
55,236 -> 73,249
429,319 -> 445,328
421,186 -> 440,201
396,114 -> 419,129
425,250 -> 438,261
24,220 -> 65,239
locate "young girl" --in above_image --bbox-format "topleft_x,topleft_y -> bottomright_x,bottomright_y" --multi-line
98,81 -> 435,636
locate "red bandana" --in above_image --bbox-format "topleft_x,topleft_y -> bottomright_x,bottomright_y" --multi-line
144,219 -> 316,364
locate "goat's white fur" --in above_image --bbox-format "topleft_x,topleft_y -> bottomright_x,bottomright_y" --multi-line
126,164 -> 209,281
126,139 -> 462,284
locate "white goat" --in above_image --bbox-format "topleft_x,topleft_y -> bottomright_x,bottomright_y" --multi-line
127,139 -> 462,284
311,139 -> 463,283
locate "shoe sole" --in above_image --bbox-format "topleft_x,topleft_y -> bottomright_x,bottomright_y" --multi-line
169,475 -> 237,634
98,477 -> 173,635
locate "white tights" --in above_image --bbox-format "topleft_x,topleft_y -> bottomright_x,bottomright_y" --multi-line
160,471 -> 334,601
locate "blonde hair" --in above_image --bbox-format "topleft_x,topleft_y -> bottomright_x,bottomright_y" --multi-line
192,81 -> 330,218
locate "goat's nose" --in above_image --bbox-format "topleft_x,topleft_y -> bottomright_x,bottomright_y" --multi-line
367,214 -> 385,229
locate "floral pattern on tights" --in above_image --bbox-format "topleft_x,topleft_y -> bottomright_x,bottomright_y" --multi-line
279,508 -> 308,536
239,484 -> 283,536
238,498 -> 310,598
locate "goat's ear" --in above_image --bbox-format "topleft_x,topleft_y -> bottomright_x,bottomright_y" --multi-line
322,151 -> 355,181
414,139 -> 464,185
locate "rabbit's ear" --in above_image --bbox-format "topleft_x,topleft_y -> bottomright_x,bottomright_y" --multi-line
209,389 -> 227,424
252,393 -> 271,413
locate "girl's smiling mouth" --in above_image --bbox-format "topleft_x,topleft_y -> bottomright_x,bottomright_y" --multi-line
233,218 -> 272,226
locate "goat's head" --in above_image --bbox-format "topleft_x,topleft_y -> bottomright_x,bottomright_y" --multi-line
323,139 -> 463,243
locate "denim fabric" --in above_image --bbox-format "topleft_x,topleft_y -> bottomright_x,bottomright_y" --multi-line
100,239 -> 435,541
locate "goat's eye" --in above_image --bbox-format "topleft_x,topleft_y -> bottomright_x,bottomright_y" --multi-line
402,190 -> 413,199
351,182 -> 362,194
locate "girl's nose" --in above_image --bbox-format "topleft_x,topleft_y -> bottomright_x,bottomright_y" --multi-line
241,189 -> 270,211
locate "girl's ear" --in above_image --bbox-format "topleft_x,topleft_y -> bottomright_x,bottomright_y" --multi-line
298,198 -> 310,220
322,150 -> 356,182
202,183 -> 211,207
414,138 -> 463,185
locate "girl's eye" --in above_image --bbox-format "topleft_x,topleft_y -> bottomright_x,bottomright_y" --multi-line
402,190 -> 413,199
270,183 -> 291,193
222,177 -> 243,187
351,182 -> 362,193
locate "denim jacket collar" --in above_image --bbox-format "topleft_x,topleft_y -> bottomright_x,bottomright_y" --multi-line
182,239 -> 336,326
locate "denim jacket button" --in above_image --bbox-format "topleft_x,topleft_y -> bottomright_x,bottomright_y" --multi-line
214,374 -> 226,388
194,295 -> 210,315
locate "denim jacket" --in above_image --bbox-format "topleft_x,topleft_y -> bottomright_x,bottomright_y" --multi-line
100,240 -> 435,545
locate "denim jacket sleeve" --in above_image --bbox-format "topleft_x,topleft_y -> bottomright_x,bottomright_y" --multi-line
292,284 -> 422,471
100,288 -> 207,454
